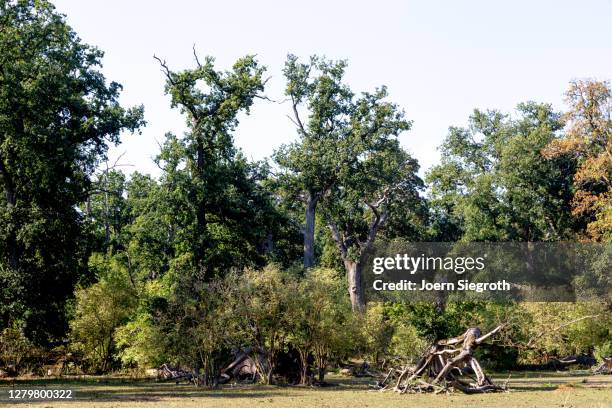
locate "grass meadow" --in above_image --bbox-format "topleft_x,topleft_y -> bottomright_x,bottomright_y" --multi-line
0,371 -> 610,408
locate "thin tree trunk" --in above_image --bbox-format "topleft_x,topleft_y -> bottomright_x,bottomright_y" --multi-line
104,188 -> 110,243
345,259 -> 366,313
0,157 -> 18,271
298,349 -> 310,385
315,354 -> 326,382
303,192 -> 318,269
194,137 -> 207,274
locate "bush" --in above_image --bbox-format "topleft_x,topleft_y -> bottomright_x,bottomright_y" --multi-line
69,254 -> 137,373
515,302 -> 610,364
360,303 -> 393,364
594,341 -> 612,363
114,312 -> 167,368
290,268 -> 353,383
389,322 -> 427,364
222,265 -> 299,384
0,326 -> 34,375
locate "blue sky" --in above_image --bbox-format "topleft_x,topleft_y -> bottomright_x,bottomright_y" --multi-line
53,0 -> 612,177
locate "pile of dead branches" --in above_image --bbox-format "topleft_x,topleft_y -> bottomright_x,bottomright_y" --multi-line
375,325 -> 507,394
157,364 -> 199,383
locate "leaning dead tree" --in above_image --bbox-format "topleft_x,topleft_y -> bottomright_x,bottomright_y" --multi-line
377,325 -> 506,394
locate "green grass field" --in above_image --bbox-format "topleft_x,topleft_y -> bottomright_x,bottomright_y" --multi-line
1,372 -> 610,407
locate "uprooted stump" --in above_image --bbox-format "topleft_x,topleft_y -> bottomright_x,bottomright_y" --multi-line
376,325 -> 507,394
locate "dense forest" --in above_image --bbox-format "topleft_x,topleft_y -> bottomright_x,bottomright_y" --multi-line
0,1 -> 610,386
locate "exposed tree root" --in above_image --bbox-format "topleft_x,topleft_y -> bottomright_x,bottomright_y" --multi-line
375,326 -> 508,394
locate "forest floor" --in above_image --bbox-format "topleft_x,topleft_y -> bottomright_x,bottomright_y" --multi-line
0,371 -> 610,407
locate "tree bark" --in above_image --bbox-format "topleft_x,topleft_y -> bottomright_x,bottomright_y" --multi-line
345,259 -> 366,313
194,136 -> 207,274
0,156 -> 18,271
317,366 -> 325,382
297,349 -> 311,385
303,192 -> 318,269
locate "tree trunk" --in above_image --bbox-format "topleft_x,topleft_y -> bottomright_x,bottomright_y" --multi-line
194,137 -> 207,274
303,192 -> 318,269
315,354 -> 326,382
264,362 -> 274,385
345,260 -> 366,313
297,349 -> 311,385
104,188 -> 110,243
0,157 -> 18,271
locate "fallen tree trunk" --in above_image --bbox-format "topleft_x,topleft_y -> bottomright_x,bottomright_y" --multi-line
157,364 -> 197,383
218,347 -> 266,383
517,354 -> 597,371
375,326 -> 507,394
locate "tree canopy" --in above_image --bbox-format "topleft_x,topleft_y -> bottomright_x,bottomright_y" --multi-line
0,0 -> 144,344
427,102 -> 575,242
0,0 -> 609,386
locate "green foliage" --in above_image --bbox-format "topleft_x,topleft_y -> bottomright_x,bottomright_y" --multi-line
389,322 -> 428,364
0,325 -> 34,374
290,268 -> 353,382
114,310 -> 167,369
86,169 -> 129,252
114,265 -> 357,385
275,55 -> 424,271
0,0 -> 144,344
511,303 -> 611,364
69,254 -> 137,372
155,53 -> 274,277
594,341 -> 612,363
275,55 -> 355,199
359,303 -> 394,363
275,54 -> 425,311
427,103 -> 575,241
383,303 -> 428,363
222,266 -> 298,384
0,3 -> 608,376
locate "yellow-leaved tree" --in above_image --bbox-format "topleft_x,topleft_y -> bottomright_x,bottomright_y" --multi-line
543,79 -> 612,241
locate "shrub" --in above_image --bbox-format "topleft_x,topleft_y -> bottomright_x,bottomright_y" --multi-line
0,326 -> 34,375
69,254 -> 137,373
594,341 -> 612,363
290,268 -> 353,383
222,265 -> 298,384
360,302 -> 393,364
389,322 -> 427,364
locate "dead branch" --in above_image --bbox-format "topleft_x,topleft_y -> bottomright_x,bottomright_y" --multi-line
375,326 -> 507,394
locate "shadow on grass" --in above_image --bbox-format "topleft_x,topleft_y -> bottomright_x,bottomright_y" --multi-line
0,385 -> 306,404
1,371 -> 609,403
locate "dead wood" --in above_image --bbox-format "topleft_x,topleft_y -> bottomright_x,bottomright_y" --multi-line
375,326 -> 507,394
593,357 -> 612,375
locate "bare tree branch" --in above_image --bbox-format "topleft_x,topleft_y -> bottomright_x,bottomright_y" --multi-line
525,314 -> 600,348
192,44 -> 202,68
290,95 -> 309,137
476,324 -> 505,345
